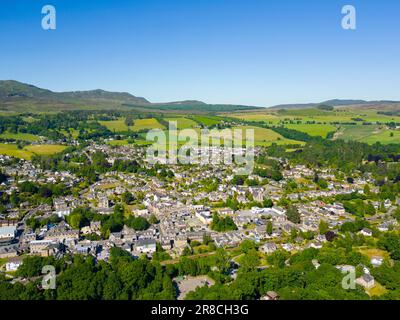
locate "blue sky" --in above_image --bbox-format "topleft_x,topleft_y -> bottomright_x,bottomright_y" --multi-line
1,0 -> 399,106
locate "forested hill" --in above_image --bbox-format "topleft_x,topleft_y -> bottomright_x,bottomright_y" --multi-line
0,80 -> 261,113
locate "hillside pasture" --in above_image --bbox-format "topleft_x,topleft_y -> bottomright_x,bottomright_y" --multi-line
0,132 -> 41,142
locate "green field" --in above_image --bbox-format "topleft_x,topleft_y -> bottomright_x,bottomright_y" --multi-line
191,115 -> 224,126
0,143 -> 67,160
164,117 -> 197,129
228,108 -> 400,126
131,118 -> 165,131
99,118 -> 165,132
107,139 -> 130,146
335,125 -> 400,144
0,143 -> 33,159
285,124 -> 337,138
236,126 -> 304,146
99,119 -> 129,132
25,144 -> 68,156
145,125 -> 304,150
0,132 -> 41,142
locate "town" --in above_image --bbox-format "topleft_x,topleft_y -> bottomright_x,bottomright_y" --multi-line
1,120 -> 400,299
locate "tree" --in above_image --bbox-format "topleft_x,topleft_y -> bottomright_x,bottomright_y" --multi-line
263,198 -> 273,208
121,191 -> 135,205
210,213 -> 237,232
202,233 -> 212,245
286,205 -> 301,224
318,220 -> 329,235
266,221 -> 273,236
148,214 -> 159,224
67,212 -> 84,229
325,231 -> 337,242
214,248 -> 230,274
125,216 -> 150,231
240,240 -> 257,254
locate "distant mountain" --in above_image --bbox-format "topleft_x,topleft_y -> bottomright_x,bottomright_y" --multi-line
0,80 -> 260,113
0,80 -> 149,105
269,99 -> 400,110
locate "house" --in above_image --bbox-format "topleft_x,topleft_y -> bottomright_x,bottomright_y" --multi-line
0,225 -> 17,241
259,242 -> 277,254
356,274 -> 375,289
359,228 -> 373,237
0,244 -> 18,258
81,221 -> 101,235
98,196 -> 109,209
311,259 -> 320,269
371,256 -> 384,267
29,240 -> 57,256
133,239 -> 157,254
5,256 -> 24,272
260,291 -> 279,300
196,211 -> 213,225
218,208 -> 234,215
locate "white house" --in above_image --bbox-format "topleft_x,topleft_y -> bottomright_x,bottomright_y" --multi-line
0,225 -> 17,240
5,257 -> 23,272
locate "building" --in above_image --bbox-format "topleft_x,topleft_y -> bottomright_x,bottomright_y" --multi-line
195,211 -> 213,225
356,274 -> 375,289
133,239 -> 157,254
371,256 -> 384,267
29,240 -> 57,256
260,291 -> 279,300
259,242 -> 277,254
0,225 -> 17,241
359,228 -> 373,237
5,256 -> 23,272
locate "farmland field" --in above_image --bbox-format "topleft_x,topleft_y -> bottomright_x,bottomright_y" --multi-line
335,125 -> 400,144
107,139 -> 130,146
227,108 -> 400,126
0,132 -> 41,142
285,124 -> 337,137
99,118 -> 165,132
191,115 -> 224,126
131,118 -> 165,131
0,143 -> 34,160
24,144 -> 68,156
99,119 -> 128,132
236,126 -> 304,146
164,117 -> 197,129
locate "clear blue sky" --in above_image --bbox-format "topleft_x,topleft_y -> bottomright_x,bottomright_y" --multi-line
1,0 -> 399,107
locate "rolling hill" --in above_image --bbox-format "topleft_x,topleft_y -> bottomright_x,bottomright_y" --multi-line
269,99 -> 400,110
0,80 -> 260,113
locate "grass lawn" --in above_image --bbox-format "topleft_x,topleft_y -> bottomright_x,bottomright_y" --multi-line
0,132 -> 41,142
366,282 -> 388,297
0,257 -> 8,268
357,248 -> 390,260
